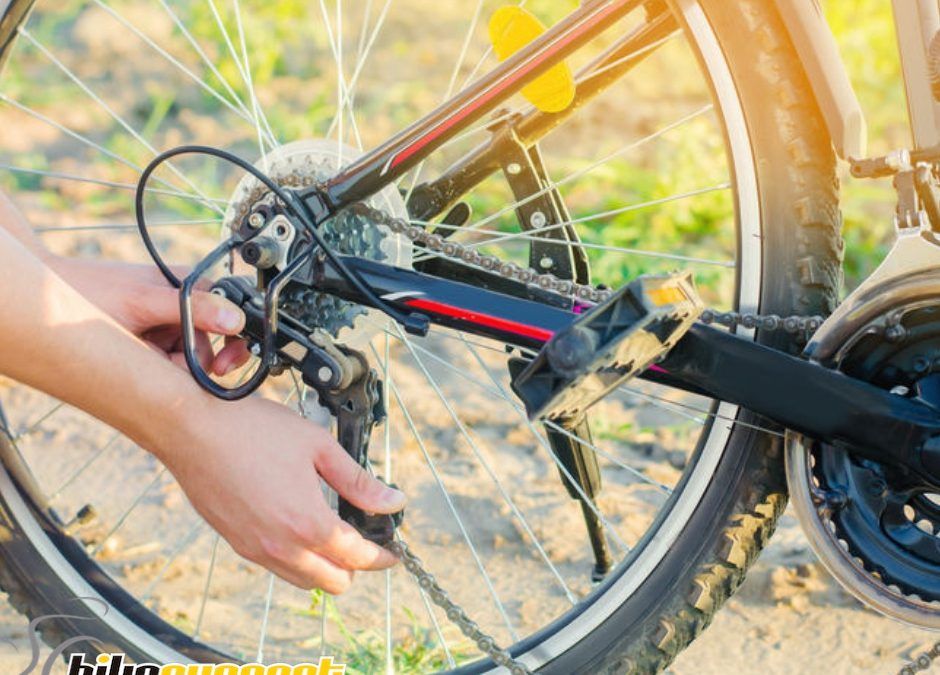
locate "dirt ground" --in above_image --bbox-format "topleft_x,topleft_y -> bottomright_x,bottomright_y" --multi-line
0,505 -> 936,674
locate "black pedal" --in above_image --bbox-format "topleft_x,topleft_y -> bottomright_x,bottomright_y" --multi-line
511,272 -> 703,421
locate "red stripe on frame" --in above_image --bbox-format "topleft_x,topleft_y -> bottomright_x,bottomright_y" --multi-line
389,2 -> 625,169
404,298 -> 555,343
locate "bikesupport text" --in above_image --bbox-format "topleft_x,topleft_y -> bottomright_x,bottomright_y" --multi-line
67,653 -> 346,675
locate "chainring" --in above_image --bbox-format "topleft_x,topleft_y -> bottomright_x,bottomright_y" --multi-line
223,139 -> 411,337
787,303 -> 940,628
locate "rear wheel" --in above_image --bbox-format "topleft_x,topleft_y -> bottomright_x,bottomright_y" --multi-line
0,0 -> 840,671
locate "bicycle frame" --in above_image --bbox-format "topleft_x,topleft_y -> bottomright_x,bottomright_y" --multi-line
283,0 -> 940,484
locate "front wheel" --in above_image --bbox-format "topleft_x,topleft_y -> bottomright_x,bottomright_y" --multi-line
0,0 -> 840,671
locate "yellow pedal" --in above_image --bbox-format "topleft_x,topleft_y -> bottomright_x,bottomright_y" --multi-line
488,6 -> 576,114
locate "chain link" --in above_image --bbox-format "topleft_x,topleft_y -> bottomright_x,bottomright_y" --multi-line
350,201 -> 826,335
700,309 -> 825,335
387,539 -> 533,675
349,203 -> 610,304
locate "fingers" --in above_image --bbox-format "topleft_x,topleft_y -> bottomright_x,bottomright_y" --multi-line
235,507 -> 398,592
211,337 -> 252,376
141,287 -> 244,336
310,515 -> 402,573
189,291 -> 245,336
246,541 -> 356,594
315,442 -> 407,515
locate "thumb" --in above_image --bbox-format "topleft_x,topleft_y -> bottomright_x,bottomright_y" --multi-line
315,442 -> 406,514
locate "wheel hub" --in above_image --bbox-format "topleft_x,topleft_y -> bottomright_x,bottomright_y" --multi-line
222,139 -> 412,337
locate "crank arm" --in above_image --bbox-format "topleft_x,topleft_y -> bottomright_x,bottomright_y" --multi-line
657,324 -> 940,485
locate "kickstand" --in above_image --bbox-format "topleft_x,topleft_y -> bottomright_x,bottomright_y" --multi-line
545,416 -> 613,582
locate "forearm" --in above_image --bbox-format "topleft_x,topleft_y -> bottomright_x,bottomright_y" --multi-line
0,192 -> 48,259
0,225 -> 204,456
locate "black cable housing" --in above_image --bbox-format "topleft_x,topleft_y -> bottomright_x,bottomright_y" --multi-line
134,144 -> 428,400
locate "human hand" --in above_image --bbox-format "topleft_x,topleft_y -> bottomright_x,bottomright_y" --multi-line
156,394 -> 405,593
50,257 -> 250,375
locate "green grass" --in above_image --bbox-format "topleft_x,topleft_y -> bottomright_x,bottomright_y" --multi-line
298,590 -> 472,674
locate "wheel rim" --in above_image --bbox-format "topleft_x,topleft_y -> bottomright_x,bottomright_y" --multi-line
0,1 -> 761,670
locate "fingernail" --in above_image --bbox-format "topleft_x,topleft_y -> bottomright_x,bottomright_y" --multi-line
382,486 -> 406,509
219,308 -> 242,332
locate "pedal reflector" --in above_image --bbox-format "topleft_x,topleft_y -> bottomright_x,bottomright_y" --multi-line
511,273 -> 704,421
488,6 -> 576,113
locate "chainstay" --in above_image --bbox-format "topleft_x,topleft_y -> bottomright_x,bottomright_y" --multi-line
386,539 -> 533,675
346,201 -> 824,335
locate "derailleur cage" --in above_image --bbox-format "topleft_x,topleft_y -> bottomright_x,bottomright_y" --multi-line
211,275 -> 403,545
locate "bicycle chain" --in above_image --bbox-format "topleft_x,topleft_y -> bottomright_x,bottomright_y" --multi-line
387,539 -> 532,675
346,201 -> 826,335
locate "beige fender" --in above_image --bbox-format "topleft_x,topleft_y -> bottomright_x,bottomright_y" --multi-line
774,0 -> 868,159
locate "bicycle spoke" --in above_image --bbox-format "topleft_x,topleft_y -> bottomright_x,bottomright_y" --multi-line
49,431 -> 121,501
383,329 -> 662,498
156,0 -> 254,122
411,185 -> 734,268
383,372 -> 519,641
318,0 -> 363,152
413,580 -> 456,669
317,590 -> 327,660
204,0 -> 276,148
232,0 -> 277,163
621,384 -> 785,439
0,163 -> 225,211
454,105 -> 713,238
363,333 -> 630,552
140,520 -> 207,602
192,533 -> 221,640
256,572 -> 276,662
392,327 -> 577,604
19,27 -> 225,215
542,419 -> 671,494
90,468 -> 168,558
34,218 -> 222,234
13,401 -> 64,441
89,0 -> 259,129
0,93 -> 228,205
402,0 -> 487,207
325,0 -> 393,139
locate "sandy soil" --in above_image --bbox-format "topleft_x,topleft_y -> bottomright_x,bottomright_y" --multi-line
0,506 -> 936,674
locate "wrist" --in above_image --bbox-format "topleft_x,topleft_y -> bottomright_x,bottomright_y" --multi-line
119,365 -> 215,466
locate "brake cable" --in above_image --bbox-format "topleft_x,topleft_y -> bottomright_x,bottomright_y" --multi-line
134,145 -> 429,399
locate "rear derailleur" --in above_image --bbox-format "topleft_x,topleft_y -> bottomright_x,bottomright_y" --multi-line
212,276 -> 403,546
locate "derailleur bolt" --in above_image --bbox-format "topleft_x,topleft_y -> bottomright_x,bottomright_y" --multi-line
248,212 -> 266,229
885,325 -> 907,343
867,477 -> 887,496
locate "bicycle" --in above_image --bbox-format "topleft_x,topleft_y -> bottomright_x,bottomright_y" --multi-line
0,0 -> 936,672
